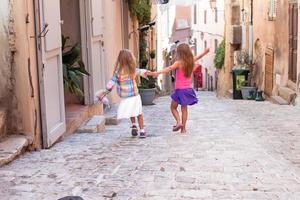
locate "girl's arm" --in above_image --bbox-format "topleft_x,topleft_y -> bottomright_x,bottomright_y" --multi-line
194,48 -> 210,62
156,61 -> 180,76
99,74 -> 118,100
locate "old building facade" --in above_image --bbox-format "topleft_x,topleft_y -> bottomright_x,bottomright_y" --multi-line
192,0 -> 225,91
0,0 -> 141,164
156,4 -> 192,93
220,0 -> 300,105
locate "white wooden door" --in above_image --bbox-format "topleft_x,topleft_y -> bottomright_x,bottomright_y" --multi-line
85,0 -> 106,103
37,0 -> 66,148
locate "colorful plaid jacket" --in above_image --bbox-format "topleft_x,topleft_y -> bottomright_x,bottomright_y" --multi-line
105,68 -> 148,98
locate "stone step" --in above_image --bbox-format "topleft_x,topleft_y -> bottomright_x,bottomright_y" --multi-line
104,104 -> 120,125
287,80 -> 296,91
270,96 -> 289,105
77,115 -> 105,133
278,86 -> 296,104
0,135 -> 29,167
0,109 -> 7,141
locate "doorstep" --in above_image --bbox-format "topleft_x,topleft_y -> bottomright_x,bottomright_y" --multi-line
104,104 -> 120,125
0,135 -> 30,167
77,115 -> 106,133
64,103 -> 102,137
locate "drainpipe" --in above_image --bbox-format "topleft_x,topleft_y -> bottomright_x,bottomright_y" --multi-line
249,0 -> 253,63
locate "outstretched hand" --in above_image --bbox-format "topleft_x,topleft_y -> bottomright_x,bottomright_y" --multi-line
146,71 -> 159,78
98,92 -> 106,101
203,48 -> 210,55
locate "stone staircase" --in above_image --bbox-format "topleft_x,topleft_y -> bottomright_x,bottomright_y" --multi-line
0,108 -> 30,167
104,104 -> 120,125
271,86 -> 297,105
77,104 -> 120,133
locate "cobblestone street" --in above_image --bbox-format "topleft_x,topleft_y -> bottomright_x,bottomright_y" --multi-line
1,92 -> 300,200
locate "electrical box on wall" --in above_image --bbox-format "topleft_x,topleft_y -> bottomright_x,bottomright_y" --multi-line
229,25 -> 242,45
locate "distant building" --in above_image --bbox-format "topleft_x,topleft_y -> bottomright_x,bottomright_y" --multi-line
192,0 -> 225,91
221,0 -> 300,105
156,4 -> 192,93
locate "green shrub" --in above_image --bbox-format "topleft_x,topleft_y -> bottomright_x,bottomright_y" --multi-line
214,39 -> 225,69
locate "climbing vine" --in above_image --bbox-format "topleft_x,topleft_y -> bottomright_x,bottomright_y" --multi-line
127,0 -> 152,68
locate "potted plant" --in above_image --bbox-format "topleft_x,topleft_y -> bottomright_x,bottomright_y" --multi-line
128,1 -> 157,105
138,59 -> 157,105
62,35 -> 90,97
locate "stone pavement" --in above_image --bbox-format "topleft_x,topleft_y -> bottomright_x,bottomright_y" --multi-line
0,92 -> 300,200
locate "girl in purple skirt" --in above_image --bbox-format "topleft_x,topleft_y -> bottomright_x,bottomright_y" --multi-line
154,44 -> 209,133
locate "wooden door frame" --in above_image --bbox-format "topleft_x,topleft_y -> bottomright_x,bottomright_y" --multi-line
34,0 -> 66,148
79,0 -> 93,105
79,0 -> 106,105
289,1 -> 298,83
264,47 -> 274,97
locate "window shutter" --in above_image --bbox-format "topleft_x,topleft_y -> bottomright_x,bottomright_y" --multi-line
268,0 -> 277,20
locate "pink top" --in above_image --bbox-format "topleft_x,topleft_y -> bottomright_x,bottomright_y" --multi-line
175,67 -> 192,89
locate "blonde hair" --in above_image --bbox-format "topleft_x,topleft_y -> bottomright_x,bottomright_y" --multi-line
113,49 -> 136,78
176,43 -> 194,77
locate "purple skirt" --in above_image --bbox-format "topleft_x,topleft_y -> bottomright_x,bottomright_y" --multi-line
171,88 -> 198,106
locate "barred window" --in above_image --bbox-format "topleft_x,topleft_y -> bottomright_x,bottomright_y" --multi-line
268,0 -> 277,21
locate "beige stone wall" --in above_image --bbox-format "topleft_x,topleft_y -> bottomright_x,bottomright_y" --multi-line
217,0 -> 235,97
0,0 -> 13,109
295,0 -> 300,105
0,0 -> 41,147
11,0 -> 41,148
252,0 -> 289,93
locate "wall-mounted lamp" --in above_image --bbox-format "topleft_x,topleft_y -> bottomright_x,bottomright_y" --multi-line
138,21 -> 156,32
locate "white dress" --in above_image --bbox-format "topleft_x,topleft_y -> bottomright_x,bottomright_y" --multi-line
117,95 -> 143,119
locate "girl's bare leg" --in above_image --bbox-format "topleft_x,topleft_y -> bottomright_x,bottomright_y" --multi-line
171,100 -> 181,125
181,106 -> 188,133
130,117 -> 136,125
137,115 -> 144,130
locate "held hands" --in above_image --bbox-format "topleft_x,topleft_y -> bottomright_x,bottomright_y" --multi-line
146,71 -> 159,78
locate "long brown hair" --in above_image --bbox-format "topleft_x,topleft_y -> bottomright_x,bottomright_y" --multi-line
176,43 -> 194,77
113,49 -> 136,78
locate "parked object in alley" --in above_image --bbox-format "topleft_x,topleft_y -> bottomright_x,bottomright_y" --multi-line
232,69 -> 250,99
241,86 -> 256,100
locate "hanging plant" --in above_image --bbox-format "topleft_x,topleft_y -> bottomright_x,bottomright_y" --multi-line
128,0 -> 151,67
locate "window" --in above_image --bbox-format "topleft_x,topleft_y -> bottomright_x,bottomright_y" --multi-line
268,0 -> 277,21
194,4 -> 197,24
204,10 -> 207,24
214,39 -> 218,53
215,8 -> 218,23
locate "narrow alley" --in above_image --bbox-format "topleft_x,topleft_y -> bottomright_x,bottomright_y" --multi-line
0,92 -> 300,200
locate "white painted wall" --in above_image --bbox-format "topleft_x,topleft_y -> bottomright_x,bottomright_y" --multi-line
191,0 -> 224,90
156,4 -> 176,89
